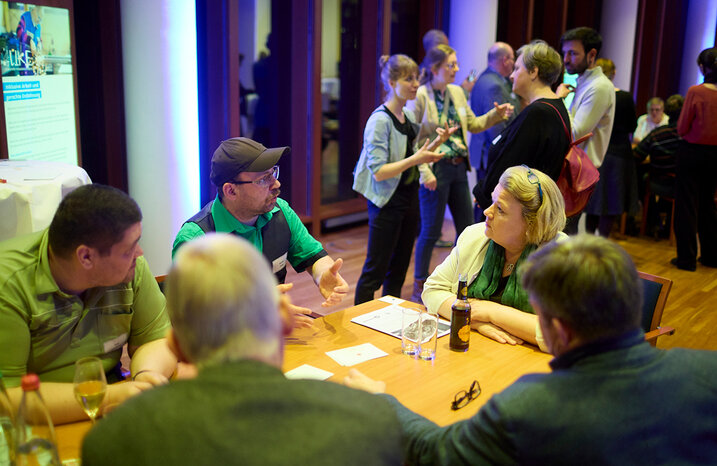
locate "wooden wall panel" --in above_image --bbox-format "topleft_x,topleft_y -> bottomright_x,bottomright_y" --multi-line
74,0 -> 126,188
196,0 -> 240,206
631,0 -> 688,112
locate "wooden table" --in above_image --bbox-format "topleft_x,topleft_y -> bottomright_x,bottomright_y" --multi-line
56,298 -> 551,461
284,298 -> 551,426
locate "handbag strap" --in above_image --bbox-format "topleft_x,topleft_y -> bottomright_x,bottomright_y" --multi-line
540,101 -> 572,143
540,101 -> 592,146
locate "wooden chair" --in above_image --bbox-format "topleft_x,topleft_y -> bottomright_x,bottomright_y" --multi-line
155,275 -> 167,294
639,271 -> 675,345
639,174 -> 675,244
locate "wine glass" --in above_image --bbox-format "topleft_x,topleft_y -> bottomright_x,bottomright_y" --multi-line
73,357 -> 107,423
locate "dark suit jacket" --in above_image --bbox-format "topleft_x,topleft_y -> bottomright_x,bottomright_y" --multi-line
387,331 -> 717,465
468,67 -> 520,171
82,360 -> 402,465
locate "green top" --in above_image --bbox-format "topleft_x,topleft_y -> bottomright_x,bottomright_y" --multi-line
0,230 -> 170,388
172,197 -> 325,270
434,89 -> 468,158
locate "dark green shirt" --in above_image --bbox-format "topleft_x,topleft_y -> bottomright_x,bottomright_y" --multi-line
172,197 -> 325,270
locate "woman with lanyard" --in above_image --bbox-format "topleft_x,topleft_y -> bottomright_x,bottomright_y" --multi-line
423,166 -> 566,351
408,44 -> 513,303
352,54 -> 454,304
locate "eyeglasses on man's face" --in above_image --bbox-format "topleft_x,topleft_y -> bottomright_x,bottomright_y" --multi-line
229,165 -> 279,189
451,380 -> 481,411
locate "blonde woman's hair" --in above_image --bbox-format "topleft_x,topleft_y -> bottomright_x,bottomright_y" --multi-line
420,44 -> 456,85
516,40 -> 563,86
499,165 -> 566,245
379,54 -> 418,93
595,58 -> 616,80
167,233 -> 281,367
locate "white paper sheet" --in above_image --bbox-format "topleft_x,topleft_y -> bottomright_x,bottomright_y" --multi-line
377,295 -> 405,305
325,343 -> 389,367
284,364 -> 334,381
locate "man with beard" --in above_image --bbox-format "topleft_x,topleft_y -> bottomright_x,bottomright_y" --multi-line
0,184 -> 177,424
173,138 -> 349,326
557,27 -> 616,233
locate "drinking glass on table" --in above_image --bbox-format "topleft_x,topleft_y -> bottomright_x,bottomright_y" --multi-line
73,357 -> 107,423
419,311 -> 439,360
401,308 -> 421,355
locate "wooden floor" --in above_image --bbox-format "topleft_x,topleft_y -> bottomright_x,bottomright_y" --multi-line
286,219 -> 717,352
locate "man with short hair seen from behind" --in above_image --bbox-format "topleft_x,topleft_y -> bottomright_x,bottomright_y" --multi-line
346,234 -> 717,464
82,233 -> 402,466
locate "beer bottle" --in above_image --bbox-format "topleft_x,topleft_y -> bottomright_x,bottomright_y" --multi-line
449,275 -> 471,352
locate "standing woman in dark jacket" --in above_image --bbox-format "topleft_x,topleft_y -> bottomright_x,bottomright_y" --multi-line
475,40 -> 570,210
673,47 -> 717,271
584,58 -> 638,237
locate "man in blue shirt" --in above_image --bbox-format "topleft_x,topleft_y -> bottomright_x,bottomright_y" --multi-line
347,234 -> 717,465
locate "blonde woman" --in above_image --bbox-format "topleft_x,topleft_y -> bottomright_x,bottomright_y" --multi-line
423,166 -> 566,351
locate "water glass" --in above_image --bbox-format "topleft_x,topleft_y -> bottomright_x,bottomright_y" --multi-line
419,311 -> 439,360
401,308 -> 421,355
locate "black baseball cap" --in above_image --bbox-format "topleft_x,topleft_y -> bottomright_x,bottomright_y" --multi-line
210,137 -> 290,186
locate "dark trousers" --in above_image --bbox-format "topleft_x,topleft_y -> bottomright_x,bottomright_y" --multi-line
414,159 -> 474,281
355,182 -> 420,304
674,142 -> 717,267
564,214 -> 581,235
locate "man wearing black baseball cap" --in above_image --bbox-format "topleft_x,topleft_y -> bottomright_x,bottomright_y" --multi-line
173,138 -> 349,327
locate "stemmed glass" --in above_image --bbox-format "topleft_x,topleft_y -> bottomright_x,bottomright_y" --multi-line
73,357 -> 107,423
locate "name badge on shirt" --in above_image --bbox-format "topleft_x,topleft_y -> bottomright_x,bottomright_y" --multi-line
492,134 -> 502,145
103,333 -> 128,353
458,107 -> 466,118
272,253 -> 288,273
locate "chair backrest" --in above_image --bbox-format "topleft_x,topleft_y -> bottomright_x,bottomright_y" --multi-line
155,275 -> 168,294
638,271 -> 672,333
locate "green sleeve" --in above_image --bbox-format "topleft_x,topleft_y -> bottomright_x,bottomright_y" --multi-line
278,199 -> 327,272
383,394 -> 517,465
127,256 -> 171,348
172,222 -> 205,259
0,284 -> 32,388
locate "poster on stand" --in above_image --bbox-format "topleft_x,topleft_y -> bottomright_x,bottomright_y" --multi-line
0,1 -> 78,165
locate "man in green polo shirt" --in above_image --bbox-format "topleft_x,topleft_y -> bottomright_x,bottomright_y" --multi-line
0,184 -> 177,424
172,137 -> 349,327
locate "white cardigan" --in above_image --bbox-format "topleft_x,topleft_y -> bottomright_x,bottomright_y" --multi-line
422,223 -> 567,352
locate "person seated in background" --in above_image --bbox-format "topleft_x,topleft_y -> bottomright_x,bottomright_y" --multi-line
82,234 -> 402,466
0,184 -> 177,424
634,94 -> 684,237
173,137 -> 349,327
632,96 -> 669,146
347,234 -> 717,465
423,166 -> 566,351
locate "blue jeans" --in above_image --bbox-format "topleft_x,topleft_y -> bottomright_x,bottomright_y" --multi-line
355,182 -> 420,304
414,159 -> 474,281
